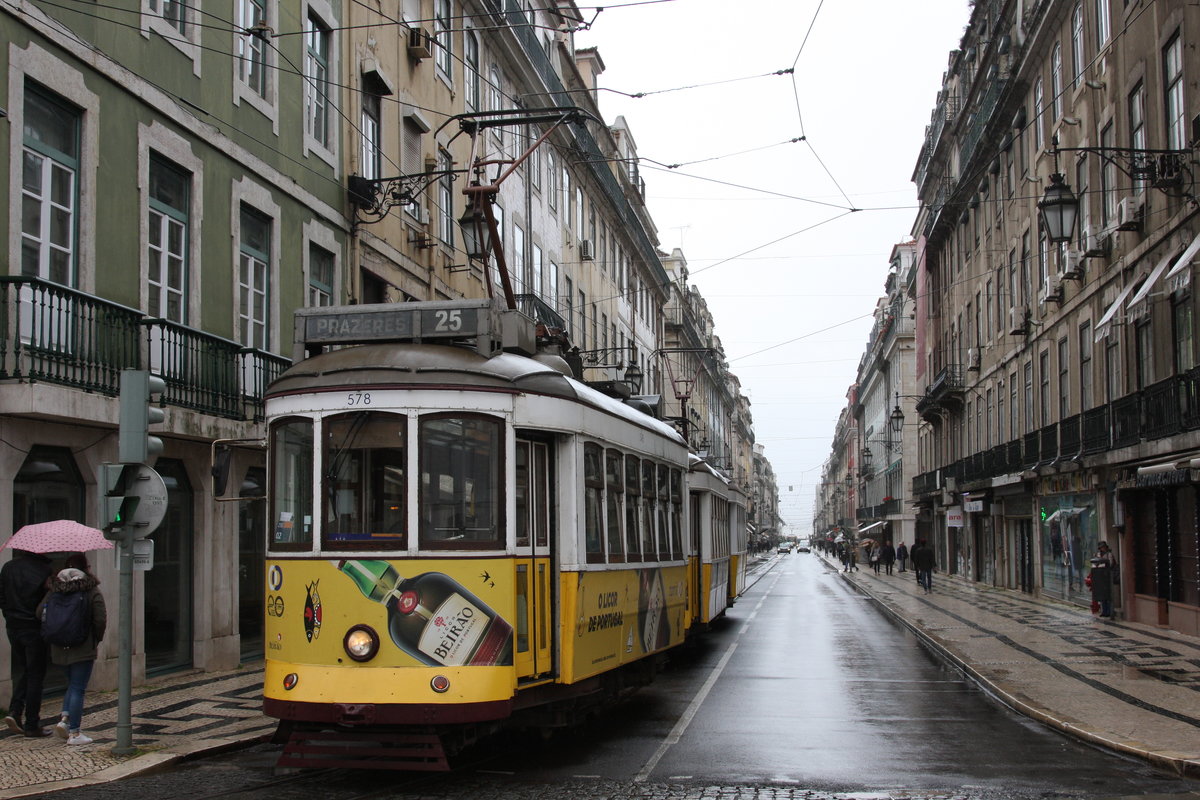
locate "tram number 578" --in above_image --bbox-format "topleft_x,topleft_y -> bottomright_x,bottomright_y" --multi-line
346,391 -> 371,406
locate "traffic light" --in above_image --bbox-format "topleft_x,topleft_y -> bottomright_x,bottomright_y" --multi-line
99,462 -> 139,537
118,369 -> 166,464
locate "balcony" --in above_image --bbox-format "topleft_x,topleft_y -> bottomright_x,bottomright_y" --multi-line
908,367 -> 1200,496
513,294 -> 567,335
917,364 -> 965,422
0,276 -> 289,422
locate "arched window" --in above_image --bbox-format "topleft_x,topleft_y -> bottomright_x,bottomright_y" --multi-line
12,446 -> 83,529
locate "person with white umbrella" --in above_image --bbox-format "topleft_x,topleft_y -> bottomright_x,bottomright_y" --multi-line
0,548 -> 54,737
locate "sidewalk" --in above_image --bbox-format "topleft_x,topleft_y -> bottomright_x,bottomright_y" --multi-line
816,549 -> 1200,779
0,664 -> 273,798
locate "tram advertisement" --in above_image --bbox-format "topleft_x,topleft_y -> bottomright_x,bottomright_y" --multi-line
265,559 -> 515,667
565,565 -> 687,683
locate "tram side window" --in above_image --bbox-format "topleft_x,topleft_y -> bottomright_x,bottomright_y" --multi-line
625,455 -> 641,561
583,444 -> 604,563
604,449 -> 625,563
419,414 -> 503,550
641,460 -> 657,560
322,412 -> 406,550
270,417 -> 314,551
656,464 -> 669,561
670,468 -> 683,560
713,497 -> 730,559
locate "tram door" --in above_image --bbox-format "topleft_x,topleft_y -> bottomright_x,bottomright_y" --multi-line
514,439 -> 553,679
689,493 -> 703,626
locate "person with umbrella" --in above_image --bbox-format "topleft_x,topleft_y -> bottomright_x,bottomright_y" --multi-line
0,548 -> 53,737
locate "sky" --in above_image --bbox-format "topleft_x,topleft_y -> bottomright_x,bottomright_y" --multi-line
576,0 -> 971,536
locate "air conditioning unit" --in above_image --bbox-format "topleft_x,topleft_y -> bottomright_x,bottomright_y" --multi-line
1040,276 -> 1064,306
1058,248 -> 1084,280
407,204 -> 430,225
1084,226 -> 1110,258
407,27 -> 433,59
941,489 -> 957,506
967,347 -> 981,371
1008,305 -> 1029,335
579,239 -> 595,261
1116,196 -> 1143,231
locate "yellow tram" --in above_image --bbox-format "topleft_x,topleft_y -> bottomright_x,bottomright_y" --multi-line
261,300 -> 746,769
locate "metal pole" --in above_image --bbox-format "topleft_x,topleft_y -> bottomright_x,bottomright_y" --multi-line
113,528 -> 134,755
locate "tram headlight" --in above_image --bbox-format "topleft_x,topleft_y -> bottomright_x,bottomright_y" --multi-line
343,624 -> 380,662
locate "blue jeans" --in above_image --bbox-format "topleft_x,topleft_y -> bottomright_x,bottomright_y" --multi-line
62,660 -> 94,732
917,569 -> 932,592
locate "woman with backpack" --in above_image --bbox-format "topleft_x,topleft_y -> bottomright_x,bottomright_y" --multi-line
40,553 -> 106,745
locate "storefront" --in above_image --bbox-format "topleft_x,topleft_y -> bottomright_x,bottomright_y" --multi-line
1038,490 -> 1099,607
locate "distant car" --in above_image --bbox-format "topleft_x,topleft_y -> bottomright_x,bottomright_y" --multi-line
777,544 -> 792,554
796,544 -> 811,553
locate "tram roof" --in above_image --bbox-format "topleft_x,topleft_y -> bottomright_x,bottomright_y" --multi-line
268,343 -> 685,445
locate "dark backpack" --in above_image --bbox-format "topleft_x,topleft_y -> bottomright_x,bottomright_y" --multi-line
41,591 -> 90,647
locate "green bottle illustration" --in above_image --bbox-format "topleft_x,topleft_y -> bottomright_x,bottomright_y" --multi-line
338,560 -> 513,667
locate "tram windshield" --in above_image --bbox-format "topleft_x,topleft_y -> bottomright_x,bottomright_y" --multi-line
323,412 -> 406,549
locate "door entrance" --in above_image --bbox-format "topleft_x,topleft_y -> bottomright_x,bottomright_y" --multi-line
144,459 -> 194,674
514,438 -> 553,681
1015,518 -> 1035,594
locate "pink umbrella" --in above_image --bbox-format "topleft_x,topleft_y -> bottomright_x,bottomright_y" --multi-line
3,520 -> 114,553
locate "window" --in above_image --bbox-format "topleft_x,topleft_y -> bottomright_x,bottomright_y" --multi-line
1174,296 -> 1194,373
531,244 -> 543,298
419,414 -> 503,550
1100,123 -> 1116,225
360,92 -> 381,181
464,30 -> 480,112
238,205 -> 271,349
323,412 -> 406,549
1135,318 -> 1153,389
512,225 -> 526,293
308,244 -> 334,307
1040,351 -> 1051,426
625,455 -> 641,561
21,83 -> 80,285
147,155 -> 190,322
1010,371 -> 1019,436
604,449 -> 624,562
269,417 -> 314,550
1075,150 -> 1090,250
1128,83 -> 1146,192
546,150 -> 557,211
156,0 -> 188,34
641,461 -> 656,559
1095,0 -> 1110,49
434,0 -> 453,80
1105,339 -> 1121,402
578,290 -> 586,348
548,261 -> 559,313
1080,321 -> 1093,409
584,444 -> 604,562
437,148 -> 454,246
1051,44 -> 1063,121
1164,33 -> 1185,150
1024,362 -> 1034,433
304,12 -> 332,149
236,0 -> 270,99
1071,4 -> 1084,90
1033,79 -> 1045,153
1058,338 -> 1070,418
488,65 -> 503,146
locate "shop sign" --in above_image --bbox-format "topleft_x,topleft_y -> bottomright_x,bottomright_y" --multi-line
946,506 -> 964,527
964,499 -> 986,513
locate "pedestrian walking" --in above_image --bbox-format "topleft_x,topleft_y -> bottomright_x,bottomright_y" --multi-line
0,549 -> 53,737
896,541 -> 908,572
868,543 -> 881,573
880,540 -> 896,575
911,539 -> 936,593
41,553 -> 106,745
1089,541 -> 1118,619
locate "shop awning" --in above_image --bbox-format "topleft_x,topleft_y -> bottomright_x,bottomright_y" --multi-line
1045,507 -> 1087,522
858,520 -> 887,532
1164,230 -> 1200,293
1126,250 -> 1176,317
1094,282 -> 1135,341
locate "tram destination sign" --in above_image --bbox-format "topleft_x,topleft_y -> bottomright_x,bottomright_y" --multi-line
299,299 -> 496,347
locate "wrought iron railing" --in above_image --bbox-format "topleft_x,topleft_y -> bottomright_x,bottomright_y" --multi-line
1039,423 -> 1058,465
513,293 -> 567,334
1081,406 -> 1109,453
0,277 -> 290,422
0,277 -> 142,393
1059,414 -> 1081,460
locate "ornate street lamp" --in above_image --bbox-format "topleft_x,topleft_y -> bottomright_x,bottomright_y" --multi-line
1038,173 -> 1079,244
